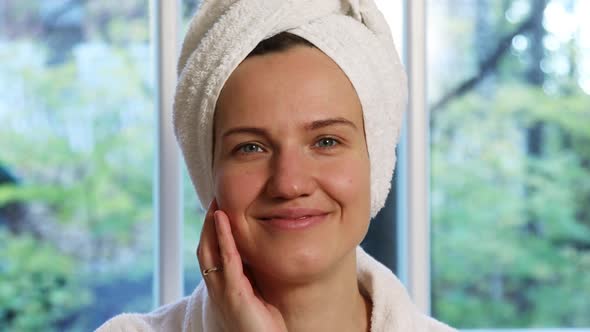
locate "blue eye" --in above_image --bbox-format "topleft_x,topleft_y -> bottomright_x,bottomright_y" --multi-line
315,137 -> 339,148
238,143 -> 263,153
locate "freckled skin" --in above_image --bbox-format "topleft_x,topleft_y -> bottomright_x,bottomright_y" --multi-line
212,46 -> 371,284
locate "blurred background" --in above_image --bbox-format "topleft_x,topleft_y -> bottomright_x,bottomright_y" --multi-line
0,0 -> 588,331
428,0 -> 590,327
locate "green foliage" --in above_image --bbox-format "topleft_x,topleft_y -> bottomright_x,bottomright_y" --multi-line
0,229 -> 92,331
431,84 -> 590,327
429,0 -> 590,327
1,1 -> 156,329
0,37 -> 154,244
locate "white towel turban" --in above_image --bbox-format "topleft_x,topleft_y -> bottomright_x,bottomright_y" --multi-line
174,0 -> 408,218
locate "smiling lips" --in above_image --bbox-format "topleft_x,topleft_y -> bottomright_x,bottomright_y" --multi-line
257,208 -> 329,230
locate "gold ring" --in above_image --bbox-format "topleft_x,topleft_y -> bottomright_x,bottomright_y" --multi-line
202,266 -> 222,276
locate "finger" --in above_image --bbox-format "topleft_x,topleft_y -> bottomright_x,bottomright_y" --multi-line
197,200 -> 223,294
197,199 -> 219,264
198,200 -> 224,301
214,210 -> 246,289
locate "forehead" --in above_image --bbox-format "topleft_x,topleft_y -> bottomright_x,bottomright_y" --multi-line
214,46 -> 363,131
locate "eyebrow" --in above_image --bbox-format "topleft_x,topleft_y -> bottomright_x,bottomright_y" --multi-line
221,117 -> 358,139
222,127 -> 268,139
304,117 -> 357,131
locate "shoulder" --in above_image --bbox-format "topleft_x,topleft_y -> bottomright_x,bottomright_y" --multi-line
95,296 -> 191,332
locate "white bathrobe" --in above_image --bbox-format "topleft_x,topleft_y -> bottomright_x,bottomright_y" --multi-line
96,247 -> 456,332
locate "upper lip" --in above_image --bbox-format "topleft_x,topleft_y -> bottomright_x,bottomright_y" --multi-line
256,208 -> 329,220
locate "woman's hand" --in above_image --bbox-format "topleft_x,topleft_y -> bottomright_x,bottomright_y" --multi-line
196,200 -> 288,332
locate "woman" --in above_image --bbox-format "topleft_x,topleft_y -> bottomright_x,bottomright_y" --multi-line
98,0 -> 456,331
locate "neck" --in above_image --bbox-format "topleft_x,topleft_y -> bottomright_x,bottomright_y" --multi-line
252,250 -> 372,332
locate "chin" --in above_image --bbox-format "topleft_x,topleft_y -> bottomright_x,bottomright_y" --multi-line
245,242 -> 350,284
259,260 -> 330,284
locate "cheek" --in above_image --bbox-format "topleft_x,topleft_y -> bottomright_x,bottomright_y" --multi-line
214,166 -> 264,217
320,155 -> 371,212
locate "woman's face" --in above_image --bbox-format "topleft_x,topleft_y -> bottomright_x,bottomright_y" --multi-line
213,45 -> 370,283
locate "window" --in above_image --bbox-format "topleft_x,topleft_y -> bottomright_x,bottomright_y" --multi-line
427,0 -> 590,329
2,0 -> 588,331
0,0 -> 155,330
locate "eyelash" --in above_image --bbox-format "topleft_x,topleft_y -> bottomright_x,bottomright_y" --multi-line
234,137 -> 341,155
236,143 -> 265,154
313,137 -> 340,149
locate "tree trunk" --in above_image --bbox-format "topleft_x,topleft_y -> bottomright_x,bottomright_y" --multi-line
524,0 -> 548,236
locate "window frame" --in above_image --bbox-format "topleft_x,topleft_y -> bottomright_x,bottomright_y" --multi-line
154,0 -> 183,307
400,0 -> 431,315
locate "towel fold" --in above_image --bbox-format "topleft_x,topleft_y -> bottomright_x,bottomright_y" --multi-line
173,0 -> 408,218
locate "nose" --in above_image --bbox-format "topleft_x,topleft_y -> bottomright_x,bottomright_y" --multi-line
265,147 -> 317,200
